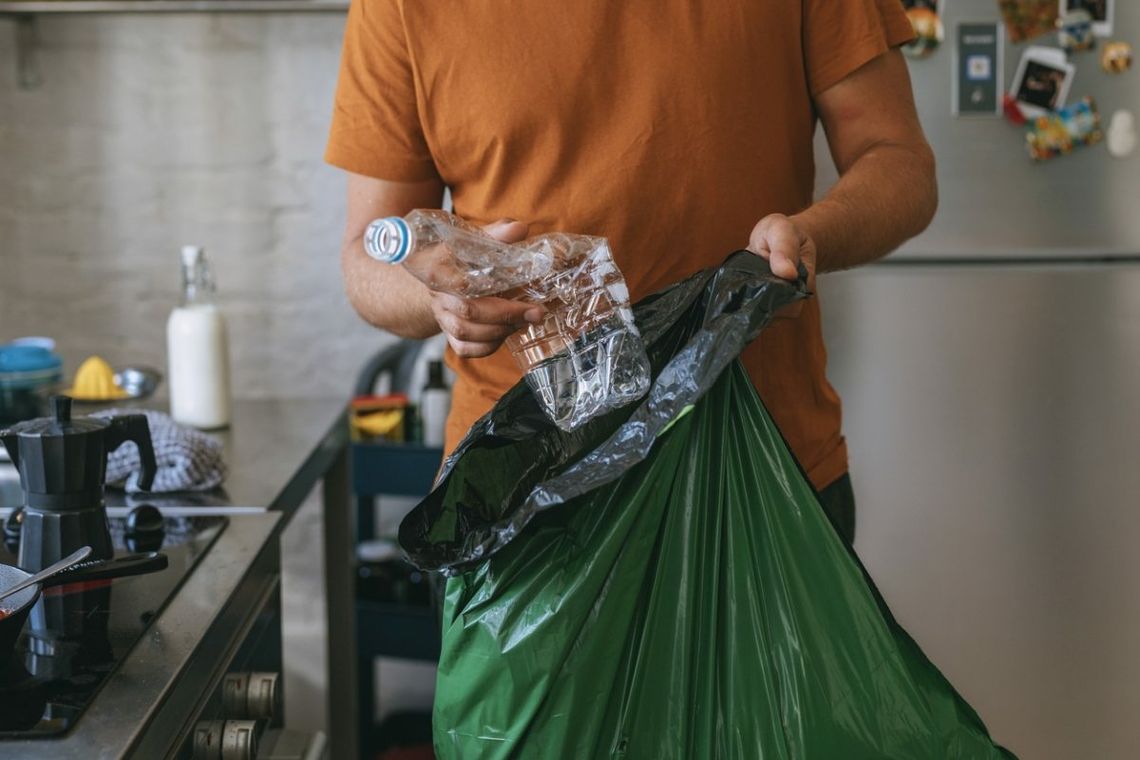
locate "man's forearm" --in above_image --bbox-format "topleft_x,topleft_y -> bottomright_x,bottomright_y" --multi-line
341,236 -> 440,339
793,140 -> 937,274
339,174 -> 446,339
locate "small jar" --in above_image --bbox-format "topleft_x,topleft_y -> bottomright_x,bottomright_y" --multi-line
0,343 -> 63,426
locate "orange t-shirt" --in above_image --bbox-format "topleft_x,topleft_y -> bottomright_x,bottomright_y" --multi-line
326,0 -> 913,490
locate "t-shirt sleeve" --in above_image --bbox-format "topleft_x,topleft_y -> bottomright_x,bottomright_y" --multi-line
324,0 -> 439,181
803,0 -> 917,97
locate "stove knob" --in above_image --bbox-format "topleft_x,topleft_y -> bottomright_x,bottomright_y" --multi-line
125,504 -> 165,552
223,671 -> 281,721
221,719 -> 264,760
192,719 -> 225,760
245,672 -> 280,720
222,672 -> 250,718
125,504 -> 164,535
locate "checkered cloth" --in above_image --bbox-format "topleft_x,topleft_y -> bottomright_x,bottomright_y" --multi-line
93,409 -> 227,493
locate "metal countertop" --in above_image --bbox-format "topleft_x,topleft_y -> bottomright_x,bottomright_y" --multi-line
0,397 -> 351,758
107,397 -> 349,515
3,511 -> 282,759
2,397 -> 349,517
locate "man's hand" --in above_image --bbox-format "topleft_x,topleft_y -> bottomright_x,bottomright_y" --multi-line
430,219 -> 545,359
747,213 -> 817,287
746,50 -> 936,285
340,174 -> 544,352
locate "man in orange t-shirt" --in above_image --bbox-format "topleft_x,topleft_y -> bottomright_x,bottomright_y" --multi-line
326,1 -> 935,543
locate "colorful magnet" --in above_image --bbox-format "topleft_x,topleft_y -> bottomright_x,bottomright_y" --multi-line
1025,96 -> 1104,161
1100,42 -> 1133,74
1106,110 -> 1137,158
1056,10 -> 1097,53
1002,94 -> 1029,125
1010,46 -> 1076,117
902,2 -> 944,60
1059,0 -> 1114,38
996,0 -> 1059,44
955,23 -> 1004,116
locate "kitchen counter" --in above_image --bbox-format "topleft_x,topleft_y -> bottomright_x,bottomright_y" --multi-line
2,398 -> 348,516
0,397 -> 354,759
109,398 -> 349,515
3,512 -> 283,760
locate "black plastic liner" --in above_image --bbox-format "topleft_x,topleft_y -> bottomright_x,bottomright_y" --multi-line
398,250 -> 808,574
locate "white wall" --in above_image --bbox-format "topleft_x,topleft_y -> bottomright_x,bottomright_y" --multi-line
0,13 -> 391,398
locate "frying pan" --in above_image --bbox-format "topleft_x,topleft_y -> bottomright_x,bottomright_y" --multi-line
0,552 -> 168,661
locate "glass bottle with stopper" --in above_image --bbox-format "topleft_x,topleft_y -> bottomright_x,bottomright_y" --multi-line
167,245 -> 231,430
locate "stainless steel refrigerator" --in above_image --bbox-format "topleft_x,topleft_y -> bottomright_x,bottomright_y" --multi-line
814,2 -> 1140,758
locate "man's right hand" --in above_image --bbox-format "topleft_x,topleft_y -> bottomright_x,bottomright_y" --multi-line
429,219 -> 545,358
340,175 -> 543,352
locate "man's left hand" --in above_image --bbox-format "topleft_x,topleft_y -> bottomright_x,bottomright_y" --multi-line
747,214 -> 816,288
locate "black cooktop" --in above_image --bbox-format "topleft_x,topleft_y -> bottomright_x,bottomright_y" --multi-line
0,514 -> 226,738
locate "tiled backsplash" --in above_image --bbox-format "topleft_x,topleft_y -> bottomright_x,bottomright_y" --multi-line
1,14 -> 394,399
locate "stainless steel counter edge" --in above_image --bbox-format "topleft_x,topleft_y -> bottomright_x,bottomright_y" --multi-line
266,406 -> 349,519
4,511 -> 283,760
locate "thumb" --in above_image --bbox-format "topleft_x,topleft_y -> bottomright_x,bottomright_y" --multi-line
483,218 -> 530,244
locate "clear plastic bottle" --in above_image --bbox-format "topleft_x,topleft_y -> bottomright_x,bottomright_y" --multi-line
364,209 -> 553,297
503,233 -> 650,430
364,211 -> 650,430
167,245 -> 231,430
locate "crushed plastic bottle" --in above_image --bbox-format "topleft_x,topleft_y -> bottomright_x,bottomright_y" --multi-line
502,233 -> 650,431
364,209 -> 553,297
364,210 -> 650,431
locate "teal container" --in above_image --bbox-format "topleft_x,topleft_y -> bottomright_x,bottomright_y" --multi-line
0,342 -> 63,426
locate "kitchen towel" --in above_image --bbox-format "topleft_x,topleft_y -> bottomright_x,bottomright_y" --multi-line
93,409 -> 226,493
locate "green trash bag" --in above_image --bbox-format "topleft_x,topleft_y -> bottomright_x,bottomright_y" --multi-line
400,252 -> 1016,759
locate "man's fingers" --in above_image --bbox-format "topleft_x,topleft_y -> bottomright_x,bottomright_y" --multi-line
446,336 -> 505,359
432,292 -> 545,356
763,222 -> 803,280
436,311 -> 521,343
482,218 -> 530,244
434,293 -> 544,326
768,250 -> 800,281
750,217 -> 803,281
427,216 -> 540,356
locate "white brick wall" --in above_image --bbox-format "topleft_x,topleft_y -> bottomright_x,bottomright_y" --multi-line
0,14 -> 395,398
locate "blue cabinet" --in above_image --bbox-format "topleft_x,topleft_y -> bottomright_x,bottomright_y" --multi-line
352,440 -> 444,755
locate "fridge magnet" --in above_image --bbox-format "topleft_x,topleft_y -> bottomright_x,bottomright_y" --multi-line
1026,96 -> 1104,160
1010,46 -> 1076,117
1003,94 -> 1029,125
901,0 -> 945,59
997,0 -> 1059,43
1101,42 -> 1133,74
1056,10 -> 1097,53
954,22 -> 1004,116
1106,109 -> 1137,158
1059,0 -> 1113,38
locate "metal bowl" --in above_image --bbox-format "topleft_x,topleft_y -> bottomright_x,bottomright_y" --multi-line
113,366 -> 163,401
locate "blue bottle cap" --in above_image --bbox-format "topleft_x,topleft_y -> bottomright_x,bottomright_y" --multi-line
364,217 -> 412,264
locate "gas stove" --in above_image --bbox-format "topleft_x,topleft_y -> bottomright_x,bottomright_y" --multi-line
0,513 -> 226,738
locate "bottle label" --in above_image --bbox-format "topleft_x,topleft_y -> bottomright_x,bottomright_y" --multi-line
364,217 -> 412,264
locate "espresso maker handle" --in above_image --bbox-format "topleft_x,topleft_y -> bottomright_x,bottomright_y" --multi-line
107,415 -> 157,491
